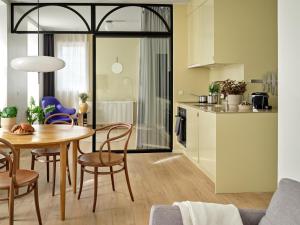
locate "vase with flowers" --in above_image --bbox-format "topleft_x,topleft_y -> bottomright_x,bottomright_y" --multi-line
79,93 -> 89,113
221,79 -> 247,107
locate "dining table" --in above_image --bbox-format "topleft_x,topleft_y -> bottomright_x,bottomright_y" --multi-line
0,124 -> 94,220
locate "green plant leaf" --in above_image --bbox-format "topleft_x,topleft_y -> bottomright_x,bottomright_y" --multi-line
0,106 -> 18,118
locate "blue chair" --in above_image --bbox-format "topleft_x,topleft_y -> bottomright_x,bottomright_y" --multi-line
41,96 -> 77,124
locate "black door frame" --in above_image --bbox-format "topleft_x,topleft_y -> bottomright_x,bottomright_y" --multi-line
11,3 -> 173,153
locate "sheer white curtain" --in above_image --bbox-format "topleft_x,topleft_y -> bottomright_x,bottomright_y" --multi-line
55,34 -> 89,109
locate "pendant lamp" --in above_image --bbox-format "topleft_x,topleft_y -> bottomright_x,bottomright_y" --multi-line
10,0 -> 65,73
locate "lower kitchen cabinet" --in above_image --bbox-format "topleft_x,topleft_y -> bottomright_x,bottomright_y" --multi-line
180,103 -> 277,193
186,107 -> 199,163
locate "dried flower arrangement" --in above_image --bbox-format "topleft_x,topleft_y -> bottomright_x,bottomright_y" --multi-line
221,79 -> 247,96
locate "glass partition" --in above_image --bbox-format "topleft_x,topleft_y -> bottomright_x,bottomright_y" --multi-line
95,37 -> 171,151
13,5 -> 91,32
95,6 -> 171,32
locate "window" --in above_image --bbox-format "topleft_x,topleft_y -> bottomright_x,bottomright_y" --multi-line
0,2 -> 7,109
27,22 -> 39,105
55,34 -> 89,109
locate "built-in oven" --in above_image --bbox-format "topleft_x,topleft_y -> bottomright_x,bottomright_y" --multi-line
175,107 -> 186,147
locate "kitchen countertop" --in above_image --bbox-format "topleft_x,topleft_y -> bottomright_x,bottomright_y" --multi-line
177,102 -> 278,114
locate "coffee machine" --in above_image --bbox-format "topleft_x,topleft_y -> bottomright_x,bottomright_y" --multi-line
251,92 -> 271,109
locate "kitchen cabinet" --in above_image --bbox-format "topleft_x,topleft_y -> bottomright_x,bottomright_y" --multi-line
187,0 -> 214,67
178,102 -> 277,193
186,107 -> 216,181
186,107 -> 199,163
186,0 -> 275,68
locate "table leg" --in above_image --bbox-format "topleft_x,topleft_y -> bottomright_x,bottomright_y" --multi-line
60,143 -> 67,221
72,140 -> 78,194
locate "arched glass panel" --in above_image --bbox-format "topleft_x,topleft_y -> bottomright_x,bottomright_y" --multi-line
95,6 -> 171,32
14,5 -> 91,32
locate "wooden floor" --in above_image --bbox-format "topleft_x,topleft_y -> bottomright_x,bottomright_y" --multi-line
0,152 -> 273,225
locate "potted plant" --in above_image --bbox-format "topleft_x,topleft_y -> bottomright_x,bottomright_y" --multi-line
79,92 -> 89,113
0,106 -> 18,131
26,97 -> 55,124
221,79 -> 247,106
208,82 -> 220,104
208,82 -> 220,95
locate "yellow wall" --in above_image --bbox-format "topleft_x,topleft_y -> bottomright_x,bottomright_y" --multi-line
210,0 -> 278,106
173,5 -> 209,149
94,38 -> 140,101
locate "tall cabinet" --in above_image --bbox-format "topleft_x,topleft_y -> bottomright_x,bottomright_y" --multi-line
186,0 -> 277,68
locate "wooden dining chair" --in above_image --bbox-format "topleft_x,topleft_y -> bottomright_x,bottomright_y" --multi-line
0,138 -> 42,225
0,154 -> 8,170
30,113 -> 73,196
77,123 -> 134,212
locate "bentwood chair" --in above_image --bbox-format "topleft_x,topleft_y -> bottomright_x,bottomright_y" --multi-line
30,113 -> 73,196
0,138 -> 42,225
77,123 -> 134,212
0,154 -> 8,170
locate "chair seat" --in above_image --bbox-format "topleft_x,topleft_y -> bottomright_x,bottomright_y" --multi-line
0,169 -> 39,189
31,148 -> 61,156
78,152 -> 124,167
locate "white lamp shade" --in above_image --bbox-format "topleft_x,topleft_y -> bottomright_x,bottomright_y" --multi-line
10,56 -> 65,72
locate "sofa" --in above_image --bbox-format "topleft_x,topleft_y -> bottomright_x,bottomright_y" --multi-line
149,178 -> 300,225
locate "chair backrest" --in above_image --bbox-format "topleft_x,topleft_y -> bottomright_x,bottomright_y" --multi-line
44,113 -> 74,125
0,138 -> 17,178
0,155 -> 7,170
96,123 -> 133,165
41,96 -> 61,115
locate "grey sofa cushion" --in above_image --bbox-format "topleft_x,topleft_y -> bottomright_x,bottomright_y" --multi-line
149,205 -> 266,225
149,205 -> 183,225
259,178 -> 300,225
240,209 -> 266,225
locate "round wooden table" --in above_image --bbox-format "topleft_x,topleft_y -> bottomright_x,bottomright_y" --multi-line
0,124 -> 94,220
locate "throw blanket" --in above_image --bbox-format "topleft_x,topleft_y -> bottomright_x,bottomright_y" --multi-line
173,201 -> 243,225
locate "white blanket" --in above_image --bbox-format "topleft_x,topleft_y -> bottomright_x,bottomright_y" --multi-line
173,201 -> 243,225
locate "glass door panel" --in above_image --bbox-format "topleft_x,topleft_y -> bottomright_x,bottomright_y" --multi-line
95,37 -> 171,151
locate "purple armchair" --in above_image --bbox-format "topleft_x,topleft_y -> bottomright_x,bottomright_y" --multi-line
42,96 -> 77,124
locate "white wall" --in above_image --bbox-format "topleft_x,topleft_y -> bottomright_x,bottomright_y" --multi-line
278,0 -> 300,181
7,4 -> 28,122
0,1 -> 7,109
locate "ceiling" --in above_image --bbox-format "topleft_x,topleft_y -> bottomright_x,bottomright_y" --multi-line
11,0 -> 188,4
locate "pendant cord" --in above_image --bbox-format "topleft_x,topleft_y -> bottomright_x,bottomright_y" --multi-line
37,0 -> 40,55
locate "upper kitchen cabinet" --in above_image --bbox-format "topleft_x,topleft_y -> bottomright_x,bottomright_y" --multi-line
188,0 -> 214,67
187,0 -> 277,68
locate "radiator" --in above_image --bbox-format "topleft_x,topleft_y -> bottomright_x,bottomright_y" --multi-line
96,101 -> 135,125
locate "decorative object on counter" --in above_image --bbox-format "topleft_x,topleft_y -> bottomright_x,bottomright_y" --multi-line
26,96 -> 55,125
208,82 -> 220,95
11,123 -> 35,135
79,92 -> 89,113
221,79 -> 247,107
0,106 -> 18,131
207,95 -> 218,104
251,92 -> 272,110
190,94 -> 208,103
208,82 -> 220,104
238,101 -> 252,112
